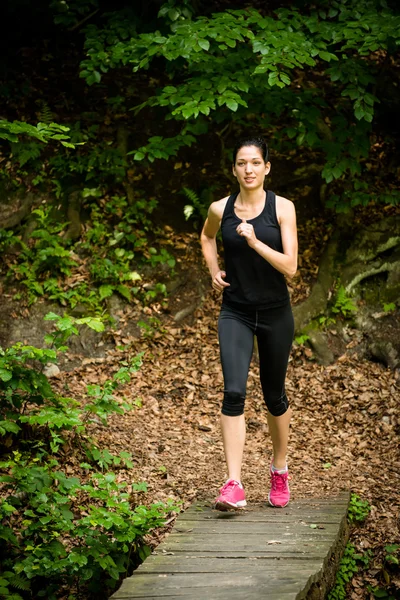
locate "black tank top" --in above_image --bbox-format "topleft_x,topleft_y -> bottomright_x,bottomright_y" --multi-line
221,190 -> 290,310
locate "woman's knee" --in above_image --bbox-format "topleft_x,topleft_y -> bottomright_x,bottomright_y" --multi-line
264,392 -> 289,417
222,391 -> 246,416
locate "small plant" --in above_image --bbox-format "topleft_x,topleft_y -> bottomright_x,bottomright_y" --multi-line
367,586 -> 396,599
294,333 -> 310,345
328,542 -> 371,600
8,208 -> 79,305
318,315 -> 335,327
384,544 -> 399,566
138,317 -> 165,339
331,285 -> 357,318
348,493 -> 371,523
383,303 -> 396,313
182,187 -> 209,223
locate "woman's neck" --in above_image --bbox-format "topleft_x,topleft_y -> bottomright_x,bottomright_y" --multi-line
237,186 -> 265,206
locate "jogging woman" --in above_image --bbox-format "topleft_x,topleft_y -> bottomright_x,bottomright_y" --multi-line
200,136 -> 298,510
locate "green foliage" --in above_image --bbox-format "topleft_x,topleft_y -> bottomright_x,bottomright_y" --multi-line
0,230 -> 21,254
130,133 -> 196,163
182,187 -> 209,223
8,208 -> 80,306
384,544 -> 399,566
331,285 -> 358,318
294,333 -> 310,345
0,456 -> 173,596
368,587 -> 397,599
74,0 -> 400,212
9,141 -> 43,168
158,0 -> 194,22
0,120 -> 79,149
0,570 -> 29,599
383,303 -> 396,313
0,316 -> 174,597
5,197 -> 175,310
317,315 -> 336,328
328,542 -> 371,600
137,317 -> 165,339
50,0 -> 99,29
348,493 -> 371,523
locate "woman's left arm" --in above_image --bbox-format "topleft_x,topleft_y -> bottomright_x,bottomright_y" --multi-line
237,197 -> 298,279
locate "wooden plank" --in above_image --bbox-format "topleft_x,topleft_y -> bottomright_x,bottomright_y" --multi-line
161,539 -> 333,553
139,555 -> 324,574
170,523 -> 340,535
187,495 -> 350,511
176,514 -> 346,525
180,508 -> 348,522
112,572 -> 311,597
113,592 -> 297,600
152,550 -> 331,560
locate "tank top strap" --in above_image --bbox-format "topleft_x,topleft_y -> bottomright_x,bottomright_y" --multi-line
222,192 -> 239,221
265,190 -> 279,227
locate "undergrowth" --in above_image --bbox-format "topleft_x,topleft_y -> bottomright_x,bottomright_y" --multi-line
329,494 -> 398,600
0,313 -> 175,599
1,196 -> 176,311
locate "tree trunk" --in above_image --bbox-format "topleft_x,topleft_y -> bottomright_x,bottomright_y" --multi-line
293,215 -> 400,369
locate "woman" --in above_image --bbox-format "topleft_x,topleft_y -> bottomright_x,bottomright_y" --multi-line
200,136 -> 298,510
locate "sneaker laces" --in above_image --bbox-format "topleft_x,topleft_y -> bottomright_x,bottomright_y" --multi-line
270,471 -> 290,492
220,479 -> 241,495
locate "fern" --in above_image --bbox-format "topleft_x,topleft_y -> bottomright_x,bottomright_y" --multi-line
36,101 -> 54,124
10,141 -> 42,167
182,186 -> 200,205
0,570 -> 29,599
182,187 -> 205,221
7,572 -> 31,591
332,285 -> 357,318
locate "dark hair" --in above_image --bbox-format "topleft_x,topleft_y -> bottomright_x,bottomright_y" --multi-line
233,136 -> 269,165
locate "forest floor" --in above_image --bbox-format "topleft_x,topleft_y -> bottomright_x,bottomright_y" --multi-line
48,228 -> 400,600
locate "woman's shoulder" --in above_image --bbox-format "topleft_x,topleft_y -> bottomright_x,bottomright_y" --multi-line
275,194 -> 296,223
208,195 -> 231,221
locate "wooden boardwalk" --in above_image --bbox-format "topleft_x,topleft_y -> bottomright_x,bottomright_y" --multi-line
111,492 -> 350,600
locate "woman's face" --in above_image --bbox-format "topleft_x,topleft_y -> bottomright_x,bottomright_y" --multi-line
232,145 -> 270,190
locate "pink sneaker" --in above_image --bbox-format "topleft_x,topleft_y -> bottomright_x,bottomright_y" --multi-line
268,465 -> 290,508
215,479 -> 247,511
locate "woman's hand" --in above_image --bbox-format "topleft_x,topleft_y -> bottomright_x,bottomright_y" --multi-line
212,270 -> 230,293
236,219 -> 257,248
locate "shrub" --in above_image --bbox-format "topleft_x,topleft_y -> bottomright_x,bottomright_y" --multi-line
0,313 -> 175,598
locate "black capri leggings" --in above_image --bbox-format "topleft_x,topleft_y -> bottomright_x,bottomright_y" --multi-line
218,302 -> 294,417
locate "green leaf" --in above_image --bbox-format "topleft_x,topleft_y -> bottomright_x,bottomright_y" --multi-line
0,368 -> 12,382
168,8 -> 179,21
319,51 -> 337,62
198,39 -> 210,51
99,284 -> 114,301
226,99 -> 238,112
268,72 -> 279,86
117,285 -> 132,301
279,73 -> 291,85
76,317 -> 105,332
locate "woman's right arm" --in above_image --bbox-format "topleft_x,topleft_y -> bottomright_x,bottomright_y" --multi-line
200,199 -> 230,293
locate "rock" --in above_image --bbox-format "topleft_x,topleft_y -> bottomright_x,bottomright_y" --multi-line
44,363 -> 60,378
368,339 -> 400,371
174,303 -> 197,322
307,330 -> 335,365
